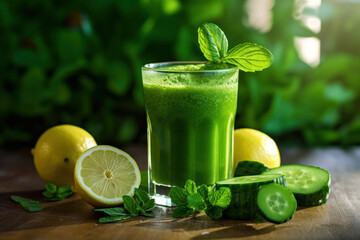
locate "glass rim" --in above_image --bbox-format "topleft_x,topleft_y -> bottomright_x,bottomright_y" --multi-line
142,61 -> 238,74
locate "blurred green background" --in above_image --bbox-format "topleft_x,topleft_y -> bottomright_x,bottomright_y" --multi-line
1,0 -> 360,147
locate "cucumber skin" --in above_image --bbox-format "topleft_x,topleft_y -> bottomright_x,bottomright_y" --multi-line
216,175 -> 286,220
259,207 -> 295,224
294,180 -> 331,206
264,165 -> 331,207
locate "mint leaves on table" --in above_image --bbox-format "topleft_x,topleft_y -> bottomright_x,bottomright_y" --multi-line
10,195 -> 44,212
170,179 -> 231,220
198,23 -> 273,72
42,183 -> 73,201
94,188 -> 155,223
10,183 -> 73,212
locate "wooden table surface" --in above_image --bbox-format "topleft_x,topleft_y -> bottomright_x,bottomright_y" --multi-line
1,146 -> 360,240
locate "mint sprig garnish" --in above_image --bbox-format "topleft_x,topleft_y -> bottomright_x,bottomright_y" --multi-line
198,23 -> 228,62
170,179 -> 231,220
223,43 -> 274,72
10,195 -> 44,212
198,23 -> 273,72
94,188 -> 155,223
42,183 -> 73,201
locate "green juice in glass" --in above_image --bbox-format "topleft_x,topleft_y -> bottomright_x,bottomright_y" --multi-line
142,62 -> 239,205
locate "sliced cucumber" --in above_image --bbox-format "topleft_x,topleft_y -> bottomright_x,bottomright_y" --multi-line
257,183 -> 297,224
263,165 -> 330,206
234,161 -> 269,177
216,174 -> 286,220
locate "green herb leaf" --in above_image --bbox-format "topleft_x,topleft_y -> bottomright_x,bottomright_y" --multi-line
45,183 -> 57,193
198,23 -> 228,62
208,187 -> 231,208
169,187 -> 188,206
94,207 -> 128,216
98,215 -> 132,223
56,185 -> 73,198
223,43 -> 273,72
95,190 -> 154,223
143,199 -> 155,211
143,212 -> 155,218
205,206 -> 223,220
134,188 -> 150,206
187,193 -> 206,211
123,196 -> 138,216
184,179 -> 197,195
138,207 -> 146,215
11,195 -> 44,212
43,184 -> 73,201
42,191 -> 55,199
172,206 -> 195,218
197,184 -> 209,200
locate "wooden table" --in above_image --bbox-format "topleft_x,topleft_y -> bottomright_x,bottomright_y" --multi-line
1,146 -> 360,240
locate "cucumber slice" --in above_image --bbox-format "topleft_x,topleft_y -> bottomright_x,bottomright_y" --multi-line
216,174 -> 286,220
234,161 -> 269,177
257,183 -> 297,224
263,165 -> 331,206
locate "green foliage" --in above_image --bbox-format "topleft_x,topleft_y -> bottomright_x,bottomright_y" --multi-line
198,23 -> 273,72
42,184 -> 73,201
94,188 -> 155,223
10,195 -> 44,212
1,0 -> 359,146
224,43 -> 273,72
198,23 -> 228,62
170,179 -> 231,219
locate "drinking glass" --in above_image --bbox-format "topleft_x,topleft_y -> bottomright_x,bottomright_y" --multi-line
142,62 -> 239,206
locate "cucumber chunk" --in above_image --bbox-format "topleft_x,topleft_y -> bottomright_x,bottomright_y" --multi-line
216,174 -> 286,220
263,165 -> 331,206
257,183 -> 297,224
234,161 -> 269,177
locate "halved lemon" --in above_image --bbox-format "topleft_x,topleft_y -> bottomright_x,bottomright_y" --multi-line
74,145 -> 141,207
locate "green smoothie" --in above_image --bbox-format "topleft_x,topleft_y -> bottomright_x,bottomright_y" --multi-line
142,63 -> 239,188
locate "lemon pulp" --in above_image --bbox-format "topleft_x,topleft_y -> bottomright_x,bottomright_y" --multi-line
75,145 -> 141,207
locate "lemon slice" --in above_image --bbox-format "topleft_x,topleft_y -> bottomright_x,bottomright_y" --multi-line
74,145 -> 141,207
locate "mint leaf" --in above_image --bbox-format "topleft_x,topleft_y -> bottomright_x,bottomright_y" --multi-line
223,43 -> 273,72
134,188 -> 150,206
187,193 -> 206,211
56,185 -> 73,198
205,206 -> 223,220
123,196 -> 138,216
208,187 -> 231,208
11,195 -> 43,212
42,191 -> 55,199
45,183 -> 57,193
184,179 -> 197,195
197,184 -> 209,200
198,23 -> 228,62
94,207 -> 128,216
172,206 -> 195,218
42,184 -> 73,201
98,215 -> 132,223
143,199 -> 155,211
143,212 -> 155,218
169,187 -> 188,206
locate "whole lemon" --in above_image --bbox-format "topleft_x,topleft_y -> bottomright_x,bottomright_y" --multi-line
233,128 -> 280,171
32,125 -> 97,187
